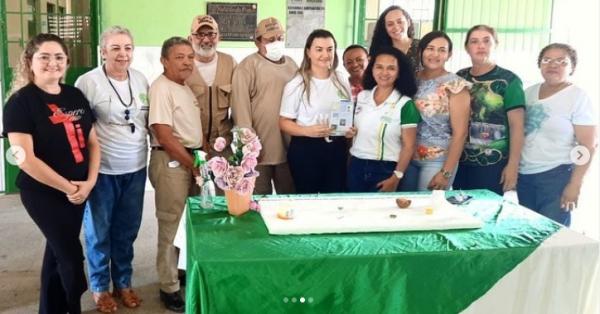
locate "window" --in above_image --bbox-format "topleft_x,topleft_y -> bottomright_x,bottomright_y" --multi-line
444,0 -> 553,85
361,0 -> 436,46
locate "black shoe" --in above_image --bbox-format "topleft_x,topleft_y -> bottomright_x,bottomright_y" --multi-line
178,270 -> 186,286
160,290 -> 185,312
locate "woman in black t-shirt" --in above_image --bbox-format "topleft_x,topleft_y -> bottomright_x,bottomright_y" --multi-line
369,5 -> 421,72
2,34 -> 100,314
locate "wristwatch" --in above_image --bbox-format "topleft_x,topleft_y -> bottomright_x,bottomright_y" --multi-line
393,170 -> 404,179
440,168 -> 452,179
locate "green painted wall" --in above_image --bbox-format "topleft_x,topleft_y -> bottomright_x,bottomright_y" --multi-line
100,0 -> 355,48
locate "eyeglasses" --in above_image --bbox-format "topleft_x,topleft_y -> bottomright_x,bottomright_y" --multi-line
35,54 -> 67,64
192,32 -> 218,40
541,57 -> 570,67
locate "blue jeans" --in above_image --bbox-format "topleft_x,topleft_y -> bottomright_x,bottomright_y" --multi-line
517,164 -> 573,226
83,167 -> 146,292
347,156 -> 409,192
402,160 -> 457,191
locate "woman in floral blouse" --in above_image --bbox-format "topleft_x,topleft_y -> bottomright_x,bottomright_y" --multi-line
402,31 -> 471,191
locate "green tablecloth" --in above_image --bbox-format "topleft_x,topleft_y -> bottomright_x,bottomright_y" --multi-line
185,190 -> 560,314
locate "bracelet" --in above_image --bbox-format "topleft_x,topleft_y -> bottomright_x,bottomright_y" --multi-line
440,168 -> 452,179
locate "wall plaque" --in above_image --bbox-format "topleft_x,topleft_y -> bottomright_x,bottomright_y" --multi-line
207,3 -> 258,41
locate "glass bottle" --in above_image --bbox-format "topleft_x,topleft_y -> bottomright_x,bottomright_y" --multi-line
200,164 -> 215,209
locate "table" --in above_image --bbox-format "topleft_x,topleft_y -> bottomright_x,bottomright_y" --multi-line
182,190 -> 599,314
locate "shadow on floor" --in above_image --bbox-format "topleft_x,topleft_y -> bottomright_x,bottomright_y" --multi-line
0,191 -> 184,313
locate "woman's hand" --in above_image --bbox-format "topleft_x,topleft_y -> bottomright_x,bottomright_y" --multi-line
427,172 -> 449,190
500,162 -> 519,191
304,124 -> 332,138
345,127 -> 357,139
66,180 -> 94,205
376,175 -> 400,192
560,182 -> 581,212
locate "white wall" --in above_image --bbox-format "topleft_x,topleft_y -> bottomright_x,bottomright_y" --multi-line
551,0 -> 599,240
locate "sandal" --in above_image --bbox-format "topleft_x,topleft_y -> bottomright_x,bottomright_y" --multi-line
93,292 -> 118,313
113,288 -> 142,308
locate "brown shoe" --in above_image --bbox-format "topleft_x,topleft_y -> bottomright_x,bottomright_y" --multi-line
93,292 -> 117,313
113,288 -> 142,308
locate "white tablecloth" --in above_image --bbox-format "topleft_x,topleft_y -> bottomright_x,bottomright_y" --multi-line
463,227 -> 599,314
174,207 -> 187,270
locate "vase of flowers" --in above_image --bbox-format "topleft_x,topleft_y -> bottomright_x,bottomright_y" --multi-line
208,127 -> 261,216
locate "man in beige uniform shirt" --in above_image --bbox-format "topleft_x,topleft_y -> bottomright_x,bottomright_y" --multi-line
148,37 -> 201,313
231,17 -> 298,195
186,15 -> 236,156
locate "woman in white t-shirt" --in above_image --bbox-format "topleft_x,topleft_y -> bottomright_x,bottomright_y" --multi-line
280,29 -> 351,193
346,46 -> 421,192
518,43 -> 597,226
75,26 -> 148,311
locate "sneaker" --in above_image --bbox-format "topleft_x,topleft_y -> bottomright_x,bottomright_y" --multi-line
159,290 -> 185,312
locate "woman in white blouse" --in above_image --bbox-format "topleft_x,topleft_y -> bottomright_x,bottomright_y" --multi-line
279,29 -> 351,193
518,43 -> 597,226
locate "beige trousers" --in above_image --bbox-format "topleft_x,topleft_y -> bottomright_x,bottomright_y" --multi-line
254,163 -> 295,195
148,150 -> 198,293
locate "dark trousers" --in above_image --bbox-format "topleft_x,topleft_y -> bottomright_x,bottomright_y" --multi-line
287,136 -> 347,193
453,160 -> 507,195
347,156 -> 399,192
20,188 -> 87,314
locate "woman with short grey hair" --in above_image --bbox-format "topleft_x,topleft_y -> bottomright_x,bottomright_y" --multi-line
75,25 -> 149,312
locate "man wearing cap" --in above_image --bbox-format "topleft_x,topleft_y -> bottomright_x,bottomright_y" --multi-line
148,36 -> 200,313
186,15 -> 236,157
232,17 -> 298,195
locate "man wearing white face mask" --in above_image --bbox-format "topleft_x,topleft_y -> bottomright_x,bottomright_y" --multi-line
232,17 -> 298,195
186,15 -> 236,158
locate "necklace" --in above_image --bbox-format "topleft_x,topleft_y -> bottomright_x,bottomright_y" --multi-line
102,64 -> 133,108
102,65 -> 135,133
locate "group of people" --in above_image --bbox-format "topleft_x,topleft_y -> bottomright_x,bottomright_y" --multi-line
2,5 -> 597,314
343,7 -> 596,228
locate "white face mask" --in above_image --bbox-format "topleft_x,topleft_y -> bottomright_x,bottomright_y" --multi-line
264,41 -> 285,61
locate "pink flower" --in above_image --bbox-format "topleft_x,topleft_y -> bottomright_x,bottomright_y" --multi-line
214,177 -> 229,190
234,177 -> 255,195
205,127 -> 263,193
249,200 -> 261,212
213,137 -> 226,152
224,166 -> 245,188
242,139 -> 262,156
240,128 -> 257,144
208,157 -> 228,178
240,156 -> 258,173
246,169 -> 260,178
244,151 -> 259,159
